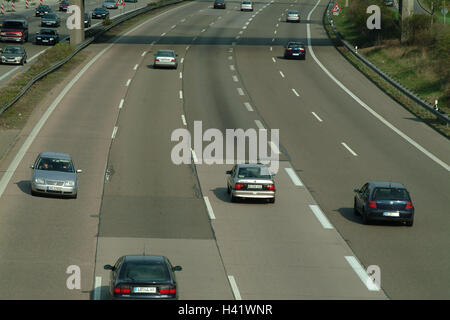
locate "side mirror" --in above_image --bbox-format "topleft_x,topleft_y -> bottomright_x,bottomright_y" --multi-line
172,266 -> 182,271
104,264 -> 114,270
30,164 -> 34,169
76,169 -> 82,173
226,170 -> 232,174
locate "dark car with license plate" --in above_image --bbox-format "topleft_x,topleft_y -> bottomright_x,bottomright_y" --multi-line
84,13 -> 92,28
35,29 -> 59,45
41,13 -> 61,27
59,0 -> 70,11
0,45 -> 27,65
104,255 -> 182,300
354,181 -> 414,226
35,4 -> 52,17
214,0 -> 226,9
284,41 -> 306,60
0,20 -> 28,43
92,7 -> 110,19
226,163 -> 276,203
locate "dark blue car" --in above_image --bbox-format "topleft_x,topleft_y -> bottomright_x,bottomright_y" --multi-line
354,181 -> 414,226
284,42 -> 306,60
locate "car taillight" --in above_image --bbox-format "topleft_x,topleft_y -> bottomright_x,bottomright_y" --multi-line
171,59 -> 176,62
405,202 -> 413,209
114,287 -> 130,294
160,287 -> 176,294
368,201 -> 377,208
300,48 -> 305,51
265,184 -> 275,191
235,183 -> 244,190
287,48 -> 292,51
155,59 -> 160,62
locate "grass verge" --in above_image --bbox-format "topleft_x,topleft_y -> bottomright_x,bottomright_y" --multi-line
324,10 -> 450,138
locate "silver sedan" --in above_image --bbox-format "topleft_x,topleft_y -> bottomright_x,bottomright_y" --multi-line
286,10 -> 300,23
153,50 -> 178,69
226,163 -> 276,203
30,152 -> 82,198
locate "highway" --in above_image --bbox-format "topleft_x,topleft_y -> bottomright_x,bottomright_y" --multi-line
0,0 -> 449,299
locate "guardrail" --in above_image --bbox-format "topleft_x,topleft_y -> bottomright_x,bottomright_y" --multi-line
0,0 -> 184,115
325,1 -> 450,127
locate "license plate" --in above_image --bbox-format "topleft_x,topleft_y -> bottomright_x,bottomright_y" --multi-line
42,40 -> 48,42
133,287 -> 156,293
383,212 -> 400,217
247,184 -> 262,189
47,186 -> 61,191
293,53 -> 299,55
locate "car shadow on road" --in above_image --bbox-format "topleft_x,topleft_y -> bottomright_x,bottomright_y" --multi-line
15,180 -> 31,195
336,207 -> 405,227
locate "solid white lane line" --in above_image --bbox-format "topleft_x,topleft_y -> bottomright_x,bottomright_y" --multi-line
141,51 -> 146,56
228,276 -> 242,300
133,64 -> 138,70
284,167 -> 304,186
292,88 -> 300,97
203,196 -> 216,220
237,88 -> 244,96
279,71 -> 285,78
272,57 -> 276,63
119,99 -> 124,109
191,148 -> 199,164
94,276 -> 102,300
254,120 -> 265,129
311,112 -> 323,122
179,90 -> 183,99
181,114 -> 187,126
345,256 -> 380,291
126,79 -> 131,86
306,0 -> 450,172
244,102 -> 253,111
0,0 -> 195,200
309,205 -> 333,229
341,142 -> 358,156
269,141 -> 280,154
232,75 -> 239,82
230,65 -> 235,71
179,72 -> 182,79
111,126 -> 118,139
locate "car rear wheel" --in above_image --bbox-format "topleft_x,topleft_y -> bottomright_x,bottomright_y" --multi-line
230,193 -> 236,203
362,208 -> 371,225
267,198 -> 275,204
405,218 -> 414,227
353,199 -> 359,215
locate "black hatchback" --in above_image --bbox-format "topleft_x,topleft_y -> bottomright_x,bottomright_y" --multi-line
284,42 -> 306,59
104,255 -> 182,300
214,0 -> 226,9
354,181 -> 414,226
35,5 -> 52,17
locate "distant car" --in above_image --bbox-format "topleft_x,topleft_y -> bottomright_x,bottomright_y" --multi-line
214,0 -> 226,9
0,45 -> 27,65
284,41 -> 306,59
153,50 -> 178,69
0,20 -> 28,43
103,1 -> 118,9
354,181 -> 414,226
240,1 -> 253,11
30,152 -> 82,198
92,7 -> 110,19
41,13 -> 61,27
384,0 -> 394,6
104,255 -> 182,300
124,0 -> 138,2
59,0 -> 69,11
35,4 -> 52,17
226,163 -> 276,203
286,10 -> 300,22
84,12 -> 92,28
35,29 -> 59,45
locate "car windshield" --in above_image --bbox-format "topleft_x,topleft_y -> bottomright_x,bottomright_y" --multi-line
373,188 -> 410,201
36,157 -> 74,173
3,47 -> 21,54
2,21 -> 24,29
288,11 -> 298,14
243,1 -> 251,4
40,30 -> 55,35
238,167 -> 272,179
157,51 -> 174,57
43,14 -> 56,19
121,262 -> 171,282
94,8 -> 105,12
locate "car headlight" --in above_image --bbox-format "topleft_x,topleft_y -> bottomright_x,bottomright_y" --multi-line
37,37 -> 41,40
49,38 -> 54,40
15,57 -> 22,61
35,178 -> 45,184
65,181 -> 75,187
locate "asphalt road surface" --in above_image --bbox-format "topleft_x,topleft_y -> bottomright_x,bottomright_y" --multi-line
0,0 -> 449,299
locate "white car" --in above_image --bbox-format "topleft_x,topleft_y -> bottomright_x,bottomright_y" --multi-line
240,1 -> 253,11
286,10 -> 300,23
153,49 -> 178,69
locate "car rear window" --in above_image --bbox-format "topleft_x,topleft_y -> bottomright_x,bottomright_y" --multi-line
157,51 -> 174,57
2,21 -> 25,29
121,262 -> 171,282
238,167 -> 272,179
372,188 -> 410,201
288,11 -> 298,14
